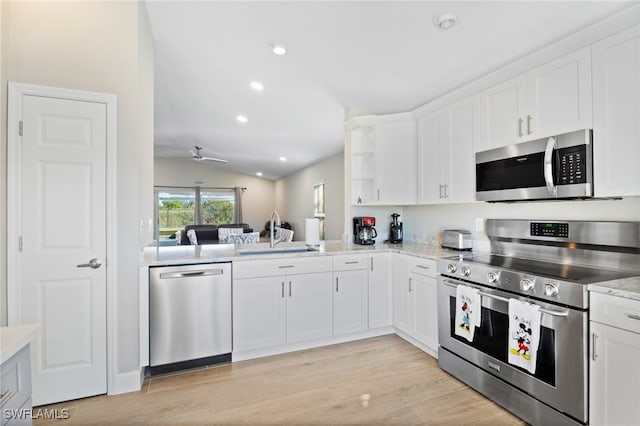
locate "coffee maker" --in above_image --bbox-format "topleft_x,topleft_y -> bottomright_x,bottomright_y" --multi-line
353,217 -> 377,245
389,213 -> 403,244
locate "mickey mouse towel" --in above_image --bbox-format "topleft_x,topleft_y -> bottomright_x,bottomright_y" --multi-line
454,285 -> 481,342
508,298 -> 541,374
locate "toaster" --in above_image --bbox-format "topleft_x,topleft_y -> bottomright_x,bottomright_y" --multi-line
441,229 -> 473,251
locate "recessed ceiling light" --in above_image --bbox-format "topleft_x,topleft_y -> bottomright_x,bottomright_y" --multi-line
256,172 -> 263,177
279,156 -> 287,162
236,115 -> 248,123
435,11 -> 458,30
250,81 -> 264,91
271,43 -> 287,56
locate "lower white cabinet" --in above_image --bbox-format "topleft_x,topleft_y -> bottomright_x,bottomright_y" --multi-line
233,271 -> 333,352
368,252 -> 392,329
590,292 -> 640,426
392,253 -> 438,352
1,345 -> 33,426
333,269 -> 368,336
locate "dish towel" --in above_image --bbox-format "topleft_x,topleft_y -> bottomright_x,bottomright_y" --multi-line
218,227 -> 244,243
508,299 -> 541,374
454,285 -> 481,342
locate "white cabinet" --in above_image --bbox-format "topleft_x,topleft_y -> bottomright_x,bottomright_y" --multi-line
233,258 -> 333,352
392,253 -> 438,353
477,47 -> 592,152
592,26 -> 640,198
333,269 -> 368,336
1,345 -> 33,426
348,113 -> 417,205
233,276 -> 286,351
590,292 -> 640,426
417,96 -> 477,204
368,252 -> 392,329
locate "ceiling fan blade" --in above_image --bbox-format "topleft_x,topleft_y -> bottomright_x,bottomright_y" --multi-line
188,147 -> 202,159
201,156 -> 229,163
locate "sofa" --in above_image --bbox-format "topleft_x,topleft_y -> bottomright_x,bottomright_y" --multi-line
179,223 -> 254,245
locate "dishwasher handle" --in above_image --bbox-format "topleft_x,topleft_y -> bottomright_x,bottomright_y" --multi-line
159,269 -> 224,279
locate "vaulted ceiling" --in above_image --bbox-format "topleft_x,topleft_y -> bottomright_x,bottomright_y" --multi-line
147,1 -> 634,180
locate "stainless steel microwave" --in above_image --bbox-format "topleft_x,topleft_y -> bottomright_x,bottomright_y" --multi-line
475,129 -> 593,202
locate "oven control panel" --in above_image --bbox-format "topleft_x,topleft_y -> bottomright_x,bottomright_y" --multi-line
530,222 -> 569,238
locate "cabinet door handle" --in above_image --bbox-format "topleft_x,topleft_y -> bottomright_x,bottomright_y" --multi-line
336,277 -> 339,292
518,117 -> 524,137
527,115 -> 533,135
439,184 -> 444,199
592,333 -> 598,361
377,189 -> 380,202
444,184 -> 448,199
408,278 -> 413,292
289,281 -> 292,297
370,257 -> 374,271
344,261 -> 359,265
416,264 -> 430,270
628,314 -> 640,321
281,281 -> 285,298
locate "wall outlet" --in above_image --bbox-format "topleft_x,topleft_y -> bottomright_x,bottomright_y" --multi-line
475,217 -> 484,232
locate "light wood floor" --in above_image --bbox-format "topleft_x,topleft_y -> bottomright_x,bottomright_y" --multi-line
36,335 -> 525,425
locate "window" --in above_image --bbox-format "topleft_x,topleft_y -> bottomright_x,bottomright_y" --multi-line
154,186 -> 236,242
313,182 -> 325,240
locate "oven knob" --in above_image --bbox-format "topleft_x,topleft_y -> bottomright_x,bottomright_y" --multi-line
544,282 -> 559,297
447,263 -> 457,274
520,278 -> 535,292
461,266 -> 471,277
487,271 -> 499,283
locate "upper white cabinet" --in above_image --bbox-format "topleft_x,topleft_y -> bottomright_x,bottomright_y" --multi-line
417,96 -> 477,204
348,113 -> 417,205
477,47 -> 592,152
592,26 -> 640,197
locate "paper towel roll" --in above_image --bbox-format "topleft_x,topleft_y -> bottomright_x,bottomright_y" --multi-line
305,218 -> 320,245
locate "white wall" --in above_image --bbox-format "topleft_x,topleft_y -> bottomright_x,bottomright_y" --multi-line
0,0 -> 7,326
154,158 -> 276,232
274,152 -> 344,241
4,1 -> 154,381
402,198 -> 640,249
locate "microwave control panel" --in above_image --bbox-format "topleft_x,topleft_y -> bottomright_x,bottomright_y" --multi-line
558,145 -> 587,185
530,222 -> 569,238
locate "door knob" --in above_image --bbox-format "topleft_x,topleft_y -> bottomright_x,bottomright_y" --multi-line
77,258 -> 102,269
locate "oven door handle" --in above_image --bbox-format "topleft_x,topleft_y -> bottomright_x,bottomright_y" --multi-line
441,279 -> 569,318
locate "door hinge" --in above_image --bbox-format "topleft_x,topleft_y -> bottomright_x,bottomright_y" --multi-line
18,236 -> 23,252
19,121 -> 23,137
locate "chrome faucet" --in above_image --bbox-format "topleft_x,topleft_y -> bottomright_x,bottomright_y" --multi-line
270,210 -> 281,248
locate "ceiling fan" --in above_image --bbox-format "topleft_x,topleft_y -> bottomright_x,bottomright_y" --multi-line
188,146 -> 228,163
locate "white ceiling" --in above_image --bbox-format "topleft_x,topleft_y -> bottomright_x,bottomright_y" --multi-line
147,1 -> 634,180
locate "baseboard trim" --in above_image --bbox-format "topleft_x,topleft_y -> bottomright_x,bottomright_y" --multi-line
232,327 -> 394,362
393,328 -> 438,358
109,370 -> 143,395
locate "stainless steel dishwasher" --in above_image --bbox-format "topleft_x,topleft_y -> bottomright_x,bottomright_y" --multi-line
149,262 -> 232,374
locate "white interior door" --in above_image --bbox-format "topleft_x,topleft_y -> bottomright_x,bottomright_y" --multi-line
18,94 -> 108,406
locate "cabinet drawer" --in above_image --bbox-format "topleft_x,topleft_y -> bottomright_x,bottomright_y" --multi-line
233,256 -> 332,279
0,345 -> 31,414
407,257 -> 437,278
333,254 -> 368,271
591,292 -> 640,334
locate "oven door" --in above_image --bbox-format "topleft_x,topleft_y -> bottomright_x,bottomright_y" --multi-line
437,276 -> 588,423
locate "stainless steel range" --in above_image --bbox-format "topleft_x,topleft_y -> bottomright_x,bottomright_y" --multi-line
437,219 -> 640,426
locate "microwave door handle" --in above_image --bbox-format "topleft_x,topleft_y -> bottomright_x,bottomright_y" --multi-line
544,137 -> 557,197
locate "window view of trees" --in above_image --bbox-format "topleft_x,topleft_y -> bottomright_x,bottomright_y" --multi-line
155,187 -> 236,241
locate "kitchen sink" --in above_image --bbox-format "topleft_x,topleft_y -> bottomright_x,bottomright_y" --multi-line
237,246 -> 319,255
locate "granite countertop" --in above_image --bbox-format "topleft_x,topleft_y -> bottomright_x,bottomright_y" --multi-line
0,324 -> 39,364
141,240 -> 454,266
588,276 -> 640,302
